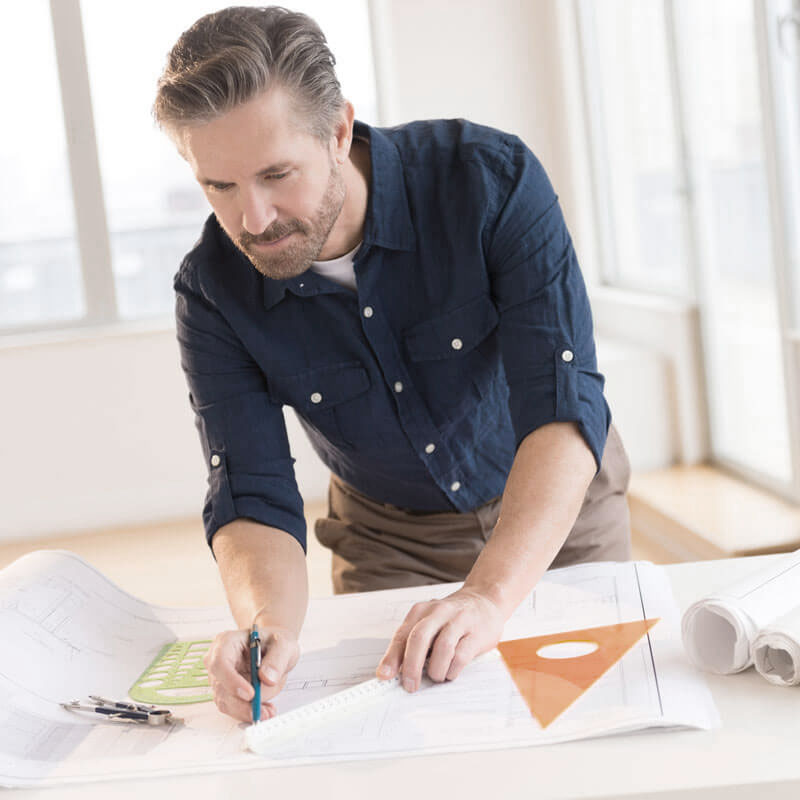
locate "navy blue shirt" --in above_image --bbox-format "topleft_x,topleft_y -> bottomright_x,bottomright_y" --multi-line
174,119 -> 610,552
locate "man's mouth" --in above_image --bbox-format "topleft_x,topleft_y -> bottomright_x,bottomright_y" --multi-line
249,232 -> 295,249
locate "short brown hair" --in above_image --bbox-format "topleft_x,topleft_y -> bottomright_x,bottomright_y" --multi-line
153,6 -> 345,141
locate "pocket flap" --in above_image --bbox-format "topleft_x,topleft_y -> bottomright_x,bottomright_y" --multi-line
269,362 -> 370,410
405,294 -> 499,362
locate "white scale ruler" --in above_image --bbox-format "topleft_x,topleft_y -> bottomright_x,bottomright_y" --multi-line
244,676 -> 402,754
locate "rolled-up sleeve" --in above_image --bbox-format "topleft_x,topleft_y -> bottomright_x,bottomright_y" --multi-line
486,138 -> 610,470
174,269 -> 306,552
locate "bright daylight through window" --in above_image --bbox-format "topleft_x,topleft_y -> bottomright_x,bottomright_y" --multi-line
578,0 -> 800,494
0,1 -> 84,328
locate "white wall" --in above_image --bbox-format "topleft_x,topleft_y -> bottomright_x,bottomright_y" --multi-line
371,0 -> 595,276
0,324 -> 330,541
0,325 -> 203,540
592,288 -> 710,465
1,0 -> 704,541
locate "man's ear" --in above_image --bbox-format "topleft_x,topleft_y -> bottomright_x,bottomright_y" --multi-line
331,101 -> 355,165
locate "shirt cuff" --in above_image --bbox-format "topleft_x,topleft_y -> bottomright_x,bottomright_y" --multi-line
202,453 -> 307,553
507,347 -> 610,472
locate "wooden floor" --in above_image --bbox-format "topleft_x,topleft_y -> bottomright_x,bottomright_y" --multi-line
630,465 -> 800,560
0,502 -> 665,608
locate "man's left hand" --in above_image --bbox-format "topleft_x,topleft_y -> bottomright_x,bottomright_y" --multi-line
376,588 -> 506,691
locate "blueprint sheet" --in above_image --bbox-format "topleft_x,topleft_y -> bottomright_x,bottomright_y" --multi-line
0,550 -> 718,786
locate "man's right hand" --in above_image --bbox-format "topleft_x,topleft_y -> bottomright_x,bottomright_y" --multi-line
204,625 -> 300,723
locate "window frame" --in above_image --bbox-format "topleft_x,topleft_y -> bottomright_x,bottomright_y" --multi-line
575,0 -> 800,502
50,0 -> 118,329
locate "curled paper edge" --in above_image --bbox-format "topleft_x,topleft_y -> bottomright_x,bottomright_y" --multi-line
752,633 -> 800,686
681,598 -> 757,675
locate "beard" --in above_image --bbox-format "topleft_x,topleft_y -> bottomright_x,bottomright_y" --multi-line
231,162 -> 346,281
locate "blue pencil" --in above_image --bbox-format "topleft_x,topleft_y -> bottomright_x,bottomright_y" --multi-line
249,624 -> 261,723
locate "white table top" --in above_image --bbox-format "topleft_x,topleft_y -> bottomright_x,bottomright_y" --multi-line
6,555 -> 800,800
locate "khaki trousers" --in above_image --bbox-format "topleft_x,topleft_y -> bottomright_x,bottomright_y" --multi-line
315,425 -> 632,594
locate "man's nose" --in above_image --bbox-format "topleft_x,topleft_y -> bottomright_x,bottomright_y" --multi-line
241,188 -> 277,235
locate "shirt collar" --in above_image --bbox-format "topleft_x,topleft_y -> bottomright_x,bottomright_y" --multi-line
262,120 -> 416,310
356,120 -> 416,253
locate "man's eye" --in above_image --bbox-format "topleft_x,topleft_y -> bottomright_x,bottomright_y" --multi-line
265,172 -> 289,181
208,183 -> 233,192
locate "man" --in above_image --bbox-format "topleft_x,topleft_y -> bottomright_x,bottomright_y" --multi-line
154,6 -> 631,723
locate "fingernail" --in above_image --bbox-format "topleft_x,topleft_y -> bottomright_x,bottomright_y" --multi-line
403,677 -> 416,692
378,664 -> 392,678
262,667 -> 279,683
237,687 -> 251,701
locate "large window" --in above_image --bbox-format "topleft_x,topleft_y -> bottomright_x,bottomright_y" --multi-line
0,2 -> 84,328
580,0 -> 691,296
577,0 -> 800,496
0,0 -> 378,332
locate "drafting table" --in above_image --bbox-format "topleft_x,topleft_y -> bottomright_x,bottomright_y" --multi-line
4,555 -> 800,800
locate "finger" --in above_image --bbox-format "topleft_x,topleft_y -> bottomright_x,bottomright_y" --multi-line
401,609 -> 452,691
216,690 -> 277,724
426,620 -> 467,683
206,632 -> 254,703
377,602 -> 432,679
258,631 -> 299,700
445,634 -> 481,682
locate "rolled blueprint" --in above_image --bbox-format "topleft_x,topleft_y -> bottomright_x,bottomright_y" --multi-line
682,549 -> 800,675
752,605 -> 800,686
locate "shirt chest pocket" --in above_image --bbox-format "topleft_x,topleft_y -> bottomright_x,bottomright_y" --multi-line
404,294 -> 500,427
268,361 -> 371,448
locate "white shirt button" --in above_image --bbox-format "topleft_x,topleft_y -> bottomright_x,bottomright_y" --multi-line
451,338 -> 463,350
310,392 -> 323,404
363,306 -> 374,318
394,381 -> 404,393
561,349 -> 574,363
425,443 -> 436,454
451,481 -> 461,492
210,454 -> 221,468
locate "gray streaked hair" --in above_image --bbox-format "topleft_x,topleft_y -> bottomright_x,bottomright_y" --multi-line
153,6 -> 345,141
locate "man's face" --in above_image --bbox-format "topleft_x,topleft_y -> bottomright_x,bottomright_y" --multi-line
180,88 -> 345,280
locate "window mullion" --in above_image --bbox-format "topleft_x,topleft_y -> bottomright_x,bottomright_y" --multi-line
663,0 -> 713,458
49,0 -> 117,324
573,0 -> 620,286
663,0 -> 707,306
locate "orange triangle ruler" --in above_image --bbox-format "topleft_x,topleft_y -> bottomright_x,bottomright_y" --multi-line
497,618 -> 660,728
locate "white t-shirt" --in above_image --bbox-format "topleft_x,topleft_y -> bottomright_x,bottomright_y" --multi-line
310,242 -> 361,291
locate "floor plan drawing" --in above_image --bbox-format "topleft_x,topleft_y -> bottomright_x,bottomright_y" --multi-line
0,550 -> 718,786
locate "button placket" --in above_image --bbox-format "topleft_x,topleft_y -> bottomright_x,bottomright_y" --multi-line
355,288 -> 448,495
